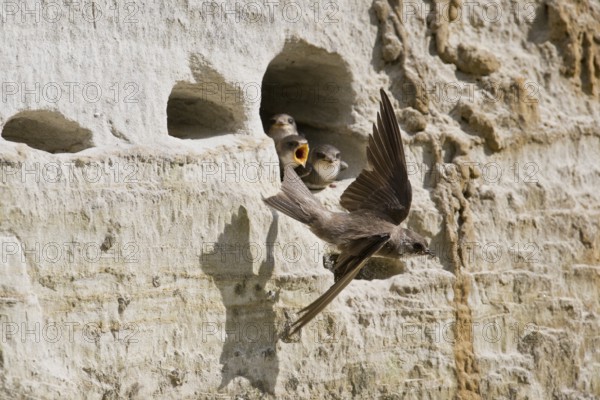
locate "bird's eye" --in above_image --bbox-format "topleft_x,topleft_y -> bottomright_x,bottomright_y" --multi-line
288,118 -> 294,124
317,152 -> 326,159
413,243 -> 424,252
335,153 -> 341,159
270,118 -> 276,124
288,141 -> 298,148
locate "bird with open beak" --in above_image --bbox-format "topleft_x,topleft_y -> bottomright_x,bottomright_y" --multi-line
264,89 -> 434,335
274,135 -> 310,179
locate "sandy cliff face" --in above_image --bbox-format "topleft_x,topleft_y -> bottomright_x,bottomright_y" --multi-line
0,0 -> 599,398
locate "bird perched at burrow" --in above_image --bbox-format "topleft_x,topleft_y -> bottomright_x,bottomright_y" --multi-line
264,89 -> 434,335
274,134 -> 309,178
267,114 -> 300,142
301,144 -> 348,190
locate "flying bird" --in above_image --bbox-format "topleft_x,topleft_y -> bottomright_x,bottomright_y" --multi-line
267,114 -> 300,142
301,144 -> 348,190
264,89 -> 433,335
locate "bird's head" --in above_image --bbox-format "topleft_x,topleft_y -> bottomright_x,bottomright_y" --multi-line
276,135 -> 309,168
311,144 -> 342,164
309,144 -> 344,179
269,114 -> 297,132
404,230 -> 435,258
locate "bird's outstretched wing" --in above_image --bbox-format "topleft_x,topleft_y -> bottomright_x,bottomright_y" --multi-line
340,89 -> 412,225
289,233 -> 390,336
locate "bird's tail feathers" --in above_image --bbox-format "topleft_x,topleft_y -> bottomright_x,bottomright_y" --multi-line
264,166 -> 325,225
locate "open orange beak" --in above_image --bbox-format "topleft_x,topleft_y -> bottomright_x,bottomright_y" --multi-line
294,143 -> 309,167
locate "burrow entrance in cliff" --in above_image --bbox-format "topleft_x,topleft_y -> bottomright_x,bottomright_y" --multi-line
167,57 -> 247,139
1,110 -> 94,153
166,83 -> 245,139
260,40 -> 363,179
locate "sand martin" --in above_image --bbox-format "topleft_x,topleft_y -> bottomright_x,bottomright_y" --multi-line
264,89 -> 433,335
275,135 -> 309,177
267,114 -> 299,142
301,144 -> 349,189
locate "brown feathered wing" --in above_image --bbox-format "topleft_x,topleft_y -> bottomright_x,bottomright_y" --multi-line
340,89 -> 412,225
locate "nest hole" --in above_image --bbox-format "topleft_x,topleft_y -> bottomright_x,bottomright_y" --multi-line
260,40 -> 365,178
167,81 -> 245,139
1,110 -> 94,153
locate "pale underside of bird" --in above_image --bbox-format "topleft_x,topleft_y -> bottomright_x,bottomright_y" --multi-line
264,89 -> 433,336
